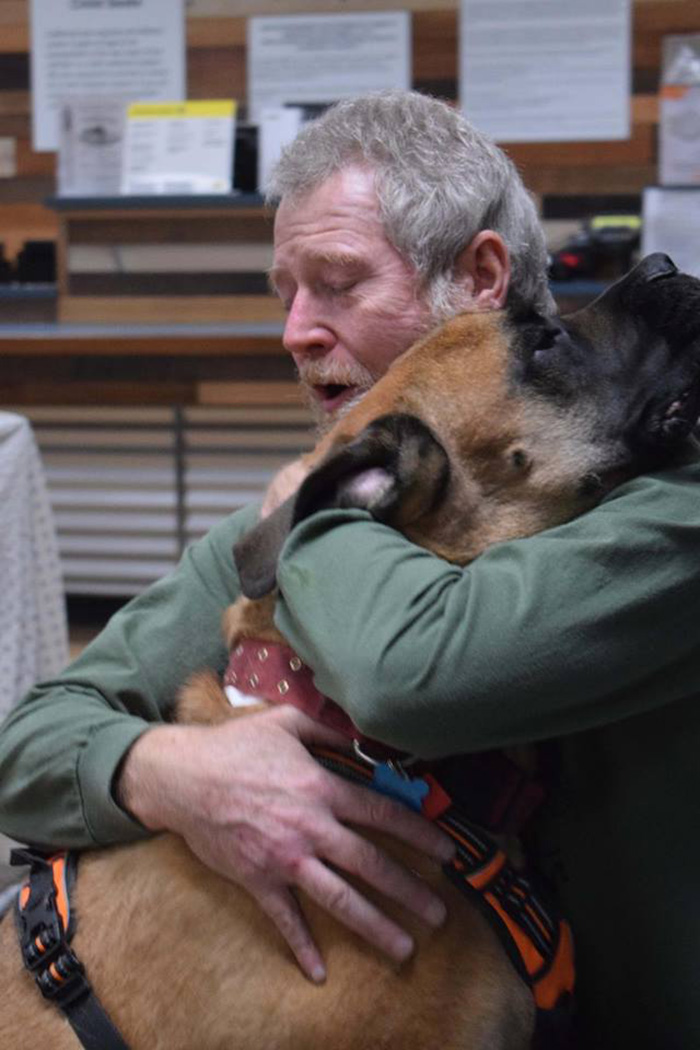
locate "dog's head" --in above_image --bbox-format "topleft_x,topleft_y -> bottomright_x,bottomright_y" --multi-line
236,253 -> 700,598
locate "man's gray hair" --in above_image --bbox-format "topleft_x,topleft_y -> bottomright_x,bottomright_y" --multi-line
267,91 -> 554,317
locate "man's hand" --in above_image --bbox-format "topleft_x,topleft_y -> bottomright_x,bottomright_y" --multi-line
118,706 -> 454,982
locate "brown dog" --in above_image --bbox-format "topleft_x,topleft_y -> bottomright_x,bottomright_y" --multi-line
1,254 -> 699,1050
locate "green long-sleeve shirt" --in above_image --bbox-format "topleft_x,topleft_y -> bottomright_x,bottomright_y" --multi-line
1,459 -> 700,1047
274,460 -> 700,1050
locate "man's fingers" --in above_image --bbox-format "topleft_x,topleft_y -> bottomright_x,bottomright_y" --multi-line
331,779 -> 455,864
273,704 -> 354,752
296,857 -> 415,966
254,884 -> 327,984
319,825 -> 447,929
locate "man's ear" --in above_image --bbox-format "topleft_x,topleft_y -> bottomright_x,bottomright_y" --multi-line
454,230 -> 510,310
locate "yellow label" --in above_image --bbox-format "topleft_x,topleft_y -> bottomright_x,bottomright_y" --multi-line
127,101 -> 237,120
590,215 -> 641,231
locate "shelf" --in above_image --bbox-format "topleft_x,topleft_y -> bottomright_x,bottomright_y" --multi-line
0,320 -> 285,356
550,280 -> 607,299
0,284 -> 57,301
46,194 -> 266,212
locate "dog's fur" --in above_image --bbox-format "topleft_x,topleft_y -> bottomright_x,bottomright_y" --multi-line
1,255 -> 699,1050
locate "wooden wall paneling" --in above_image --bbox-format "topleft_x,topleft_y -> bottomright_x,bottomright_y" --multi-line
15,136 -> 53,177
633,94 -> 660,124
412,10 -> 457,86
186,16 -> 246,49
2,380 -> 198,406
505,124 -> 655,170
0,25 -> 28,53
0,89 -> 29,116
0,114 -> 29,137
58,294 -> 286,324
198,381 -> 304,405
0,174 -> 53,203
3,379 -> 306,406
62,210 -> 272,246
188,46 -> 246,100
0,331 -> 285,356
0,1 -> 29,22
0,202 -> 57,258
55,209 -> 69,298
519,164 -> 657,196
634,2 -> 700,82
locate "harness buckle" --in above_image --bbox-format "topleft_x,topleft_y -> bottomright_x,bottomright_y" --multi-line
35,945 -> 89,1007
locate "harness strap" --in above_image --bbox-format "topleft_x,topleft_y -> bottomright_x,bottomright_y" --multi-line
311,746 -> 575,1019
12,848 -> 131,1050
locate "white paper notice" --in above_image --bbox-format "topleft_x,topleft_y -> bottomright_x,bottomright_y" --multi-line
642,188 -> 700,279
247,13 -> 411,126
58,98 -> 126,196
30,0 -> 186,152
258,107 -> 305,194
121,101 -> 237,195
459,0 -> 631,142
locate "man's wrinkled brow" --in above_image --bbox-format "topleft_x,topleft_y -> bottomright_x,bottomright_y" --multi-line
268,250 -> 366,291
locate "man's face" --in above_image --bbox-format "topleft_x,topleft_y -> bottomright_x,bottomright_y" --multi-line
271,165 -> 436,429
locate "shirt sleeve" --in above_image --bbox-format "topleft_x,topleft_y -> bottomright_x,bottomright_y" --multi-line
274,459 -> 700,758
0,504 -> 258,849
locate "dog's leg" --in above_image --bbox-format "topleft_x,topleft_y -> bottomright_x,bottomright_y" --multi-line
176,669 -> 234,726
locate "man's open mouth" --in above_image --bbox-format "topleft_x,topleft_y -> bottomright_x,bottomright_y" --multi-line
313,384 -> 358,413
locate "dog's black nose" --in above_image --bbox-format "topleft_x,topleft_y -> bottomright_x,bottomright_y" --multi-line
636,253 -> 678,282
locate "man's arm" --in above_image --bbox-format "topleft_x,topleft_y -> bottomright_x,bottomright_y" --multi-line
0,499 -> 452,981
0,503 -> 260,847
274,459 -> 700,757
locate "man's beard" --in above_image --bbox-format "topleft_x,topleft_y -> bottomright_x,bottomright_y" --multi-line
296,303 -> 446,435
297,361 -> 377,435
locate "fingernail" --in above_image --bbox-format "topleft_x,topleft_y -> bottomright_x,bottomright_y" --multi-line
310,964 -> 326,984
395,933 -> 414,962
437,839 -> 455,863
425,898 -> 447,927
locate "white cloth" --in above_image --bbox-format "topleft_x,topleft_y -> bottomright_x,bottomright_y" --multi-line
0,412 -> 68,718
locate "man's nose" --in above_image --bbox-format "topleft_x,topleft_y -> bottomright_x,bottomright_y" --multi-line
282,292 -> 334,358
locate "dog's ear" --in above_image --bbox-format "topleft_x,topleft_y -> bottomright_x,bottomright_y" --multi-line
234,413 -> 449,599
233,496 -> 297,599
293,414 -> 449,526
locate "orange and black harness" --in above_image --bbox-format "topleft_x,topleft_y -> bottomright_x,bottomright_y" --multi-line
12,848 -> 129,1050
312,747 -> 574,1037
12,744 -> 573,1050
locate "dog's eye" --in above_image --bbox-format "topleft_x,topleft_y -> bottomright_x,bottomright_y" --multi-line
522,325 -> 577,403
530,327 -> 560,363
507,447 -> 532,475
579,472 -> 605,498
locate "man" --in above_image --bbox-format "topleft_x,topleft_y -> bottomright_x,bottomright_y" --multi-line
1,92 -> 699,1048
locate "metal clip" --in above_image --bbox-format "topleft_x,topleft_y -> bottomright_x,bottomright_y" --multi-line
352,739 -> 419,778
